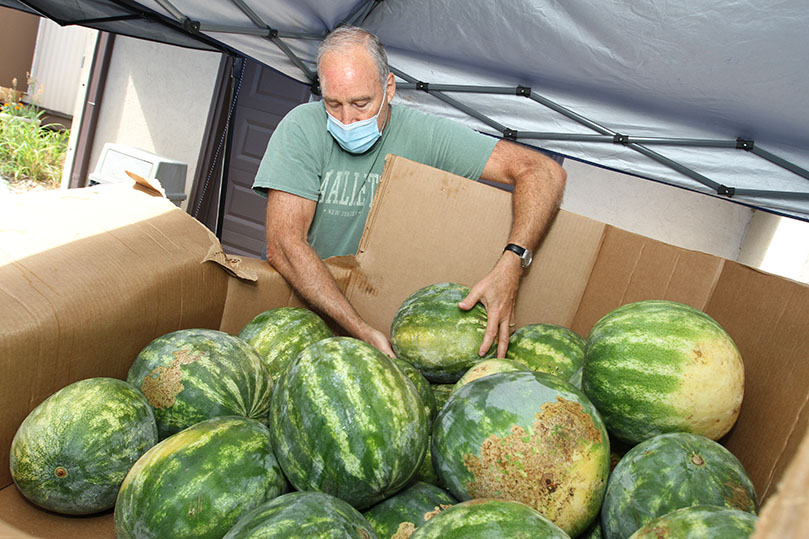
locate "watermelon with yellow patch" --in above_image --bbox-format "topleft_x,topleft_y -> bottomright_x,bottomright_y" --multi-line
583,300 -> 744,444
431,370 -> 609,537
127,328 -> 273,439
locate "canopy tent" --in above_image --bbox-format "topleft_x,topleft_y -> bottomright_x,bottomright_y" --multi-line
5,0 -> 809,220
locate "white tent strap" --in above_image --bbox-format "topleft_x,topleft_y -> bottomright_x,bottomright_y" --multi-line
392,71 -> 809,201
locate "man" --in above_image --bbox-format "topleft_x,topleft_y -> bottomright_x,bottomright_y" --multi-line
253,26 -> 566,358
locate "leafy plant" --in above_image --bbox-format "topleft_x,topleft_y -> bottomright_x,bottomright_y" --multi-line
0,101 -> 69,189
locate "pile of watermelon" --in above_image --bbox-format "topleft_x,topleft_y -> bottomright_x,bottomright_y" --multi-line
9,284 -> 759,538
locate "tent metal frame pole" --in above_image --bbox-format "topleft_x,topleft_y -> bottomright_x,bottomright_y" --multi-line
152,0 -> 184,23
390,67 -> 508,133
396,71 -> 809,200
349,0 -> 383,27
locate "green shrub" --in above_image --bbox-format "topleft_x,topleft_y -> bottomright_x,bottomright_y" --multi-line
1,102 -> 69,189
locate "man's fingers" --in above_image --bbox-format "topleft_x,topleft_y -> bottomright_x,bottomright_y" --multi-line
459,287 -> 484,311
496,320 -> 511,358
479,318 -> 499,357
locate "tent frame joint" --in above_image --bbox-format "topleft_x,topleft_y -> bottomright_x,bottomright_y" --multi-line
516,85 -> 531,97
503,128 -> 518,140
718,185 -> 736,197
613,133 -> 630,145
736,137 -> 755,151
182,18 -> 201,34
416,81 -> 429,92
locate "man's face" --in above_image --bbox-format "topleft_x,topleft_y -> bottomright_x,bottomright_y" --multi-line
320,44 -> 394,132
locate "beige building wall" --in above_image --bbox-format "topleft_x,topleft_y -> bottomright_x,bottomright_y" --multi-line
561,159 -> 754,262
0,7 -> 40,91
87,36 -> 222,209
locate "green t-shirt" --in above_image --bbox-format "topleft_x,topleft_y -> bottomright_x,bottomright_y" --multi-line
253,101 -> 498,258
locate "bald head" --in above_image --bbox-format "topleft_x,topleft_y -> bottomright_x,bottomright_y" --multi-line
317,26 -> 390,90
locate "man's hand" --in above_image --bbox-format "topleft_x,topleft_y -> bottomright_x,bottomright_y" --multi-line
458,253 -> 522,358
358,325 -> 396,358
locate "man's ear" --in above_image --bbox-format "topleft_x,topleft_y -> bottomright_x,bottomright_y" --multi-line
385,72 -> 396,102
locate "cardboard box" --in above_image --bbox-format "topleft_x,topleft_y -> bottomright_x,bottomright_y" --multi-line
1,157 -> 806,537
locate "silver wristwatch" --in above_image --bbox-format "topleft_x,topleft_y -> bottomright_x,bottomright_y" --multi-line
503,243 -> 533,268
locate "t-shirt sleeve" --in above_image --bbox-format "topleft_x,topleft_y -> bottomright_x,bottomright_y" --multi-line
252,105 -> 322,200
415,111 -> 499,180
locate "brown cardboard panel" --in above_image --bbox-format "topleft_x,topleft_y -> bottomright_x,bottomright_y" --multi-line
0,486 -> 113,538
350,155 -> 604,336
571,225 -> 724,336
753,427 -> 809,538
218,256 -> 357,336
0,187 -> 229,489
706,262 -> 809,501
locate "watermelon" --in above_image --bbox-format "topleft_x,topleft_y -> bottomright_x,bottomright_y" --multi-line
411,443 -> 442,488
430,383 -> 455,412
582,300 -> 744,444
363,481 -> 456,539
390,282 -> 495,382
9,377 -> 157,515
237,306 -> 333,381
115,416 -> 285,539
269,336 -> 428,509
432,371 -> 610,537
568,366 -> 583,389
506,323 -> 586,379
601,432 -> 758,539
409,498 -> 570,538
392,356 -> 438,426
451,357 -> 530,394
223,491 -> 377,538
127,328 -> 273,439
628,504 -> 757,538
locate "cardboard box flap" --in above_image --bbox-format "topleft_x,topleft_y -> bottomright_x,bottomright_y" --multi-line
572,226 -> 725,336
707,261 -> 809,501
0,186 -> 230,489
350,154 -> 605,336
218,256 -> 357,336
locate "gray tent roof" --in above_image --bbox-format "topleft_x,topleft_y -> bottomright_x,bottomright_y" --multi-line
7,0 -> 809,219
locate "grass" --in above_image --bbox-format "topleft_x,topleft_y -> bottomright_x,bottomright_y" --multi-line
1,101 -> 69,191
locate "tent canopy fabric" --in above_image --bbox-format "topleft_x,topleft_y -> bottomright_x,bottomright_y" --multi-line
6,0 -> 809,219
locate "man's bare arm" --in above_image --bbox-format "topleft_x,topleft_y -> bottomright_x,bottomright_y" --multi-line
458,140 -> 567,357
264,189 -> 395,356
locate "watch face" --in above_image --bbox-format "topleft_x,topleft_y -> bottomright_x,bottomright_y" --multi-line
522,250 -> 533,267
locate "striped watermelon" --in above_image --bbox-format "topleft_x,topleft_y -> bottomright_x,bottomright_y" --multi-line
628,505 -> 757,538
410,498 -> 569,538
269,337 -> 428,509
583,300 -> 744,444
507,323 -> 586,379
601,432 -> 758,539
115,416 -> 285,539
430,383 -> 455,412
363,481 -> 456,539
392,356 -> 438,426
10,377 -> 157,515
223,491 -> 377,538
432,370 -> 609,537
390,282 -> 494,382
451,357 -> 531,394
127,328 -> 273,439
238,306 -> 333,381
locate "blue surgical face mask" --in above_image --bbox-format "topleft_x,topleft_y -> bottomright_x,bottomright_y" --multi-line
326,96 -> 387,154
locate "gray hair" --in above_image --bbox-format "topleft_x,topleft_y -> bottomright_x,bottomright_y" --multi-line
317,25 -> 390,89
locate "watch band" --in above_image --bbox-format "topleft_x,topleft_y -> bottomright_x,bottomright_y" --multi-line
503,243 -> 533,268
